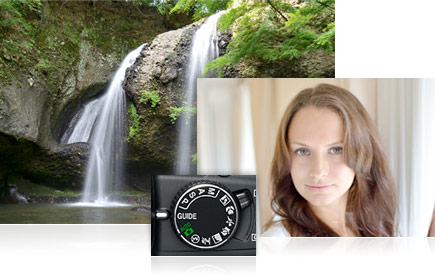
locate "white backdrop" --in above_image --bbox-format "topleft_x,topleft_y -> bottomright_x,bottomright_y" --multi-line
377,79 -> 435,236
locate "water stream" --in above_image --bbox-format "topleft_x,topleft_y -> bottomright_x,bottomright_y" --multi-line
80,44 -> 144,205
60,98 -> 102,144
176,11 -> 224,174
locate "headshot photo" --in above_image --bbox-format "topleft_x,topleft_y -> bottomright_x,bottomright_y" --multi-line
197,78 -> 435,237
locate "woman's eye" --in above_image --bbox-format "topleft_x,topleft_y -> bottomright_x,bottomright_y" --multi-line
329,146 -> 343,155
294,148 -> 310,156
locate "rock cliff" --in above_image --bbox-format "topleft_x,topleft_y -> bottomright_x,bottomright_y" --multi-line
122,20 -> 202,183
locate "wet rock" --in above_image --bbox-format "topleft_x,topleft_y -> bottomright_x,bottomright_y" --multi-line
27,77 -> 34,87
131,206 -> 151,213
153,65 -> 162,78
0,184 -> 28,204
160,67 -> 178,83
0,74 -> 49,143
26,195 -> 82,204
121,195 -> 150,206
0,132 -> 89,189
217,31 -> 231,56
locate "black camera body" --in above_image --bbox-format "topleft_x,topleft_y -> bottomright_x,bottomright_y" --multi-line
151,175 -> 256,256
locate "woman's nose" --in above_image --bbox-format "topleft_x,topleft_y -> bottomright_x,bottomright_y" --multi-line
309,154 -> 328,179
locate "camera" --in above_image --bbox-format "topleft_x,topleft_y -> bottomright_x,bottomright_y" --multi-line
151,175 -> 256,256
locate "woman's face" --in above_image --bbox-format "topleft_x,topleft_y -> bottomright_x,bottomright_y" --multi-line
288,106 -> 355,208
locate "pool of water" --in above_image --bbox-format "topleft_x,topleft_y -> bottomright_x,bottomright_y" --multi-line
0,204 -> 150,224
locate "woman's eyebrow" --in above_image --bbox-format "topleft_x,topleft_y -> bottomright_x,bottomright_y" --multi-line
326,141 -> 343,147
290,141 -> 343,147
291,142 -> 309,147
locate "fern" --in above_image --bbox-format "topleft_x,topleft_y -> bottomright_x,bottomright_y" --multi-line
139,89 -> 161,108
206,0 -> 335,75
313,22 -> 335,51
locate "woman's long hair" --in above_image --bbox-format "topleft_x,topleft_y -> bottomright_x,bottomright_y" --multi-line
269,84 -> 396,236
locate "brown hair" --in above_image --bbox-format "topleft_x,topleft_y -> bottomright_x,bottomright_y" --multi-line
268,84 -> 396,236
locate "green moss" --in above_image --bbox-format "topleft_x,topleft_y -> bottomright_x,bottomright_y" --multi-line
128,103 -> 141,142
139,89 -> 161,108
0,0 -> 42,81
169,101 -> 197,124
17,137 -> 29,144
17,181 -> 81,197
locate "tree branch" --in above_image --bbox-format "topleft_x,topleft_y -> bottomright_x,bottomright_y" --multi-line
266,0 -> 288,22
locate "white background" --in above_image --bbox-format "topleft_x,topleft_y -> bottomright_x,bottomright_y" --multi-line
1,225 -> 434,276
2,0 -> 435,276
336,0 -> 435,77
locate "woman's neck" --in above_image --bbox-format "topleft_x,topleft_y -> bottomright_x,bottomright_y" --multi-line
309,192 -> 355,237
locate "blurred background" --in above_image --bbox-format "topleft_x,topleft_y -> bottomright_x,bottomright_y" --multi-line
197,78 -> 435,236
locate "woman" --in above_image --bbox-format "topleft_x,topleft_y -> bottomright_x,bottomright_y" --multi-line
264,84 -> 397,237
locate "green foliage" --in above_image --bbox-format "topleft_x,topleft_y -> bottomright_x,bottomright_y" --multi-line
128,104 -> 141,142
0,0 -> 41,34
0,0 -> 41,79
313,22 -> 335,51
207,0 -> 335,75
169,102 -> 197,124
170,0 -> 231,21
204,55 -> 230,77
139,89 -> 161,108
215,3 -> 248,31
0,1 -> 168,85
140,0 -> 231,22
150,0 -> 177,15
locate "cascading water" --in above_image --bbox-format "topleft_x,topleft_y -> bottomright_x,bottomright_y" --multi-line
80,44 -> 144,205
60,98 -> 102,144
176,11 -> 224,174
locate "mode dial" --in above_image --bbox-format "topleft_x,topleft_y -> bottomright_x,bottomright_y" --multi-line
171,182 -> 240,250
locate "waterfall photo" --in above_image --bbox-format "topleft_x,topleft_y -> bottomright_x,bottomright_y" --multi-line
0,0 -> 335,223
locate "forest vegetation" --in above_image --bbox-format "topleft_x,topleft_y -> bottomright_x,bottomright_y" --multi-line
148,0 -> 335,76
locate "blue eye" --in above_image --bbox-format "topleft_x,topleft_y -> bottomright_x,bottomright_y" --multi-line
329,146 -> 343,155
294,148 -> 310,156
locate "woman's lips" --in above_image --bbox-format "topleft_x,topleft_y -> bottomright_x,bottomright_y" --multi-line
306,184 -> 334,193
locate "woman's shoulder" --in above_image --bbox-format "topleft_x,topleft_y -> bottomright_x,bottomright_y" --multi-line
262,217 -> 291,237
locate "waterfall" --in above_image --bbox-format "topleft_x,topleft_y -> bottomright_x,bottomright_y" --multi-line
176,11 -> 224,174
60,98 -> 102,144
81,44 -> 144,205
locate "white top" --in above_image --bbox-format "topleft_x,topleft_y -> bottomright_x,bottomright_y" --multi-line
262,213 -> 358,237
262,218 -> 290,237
